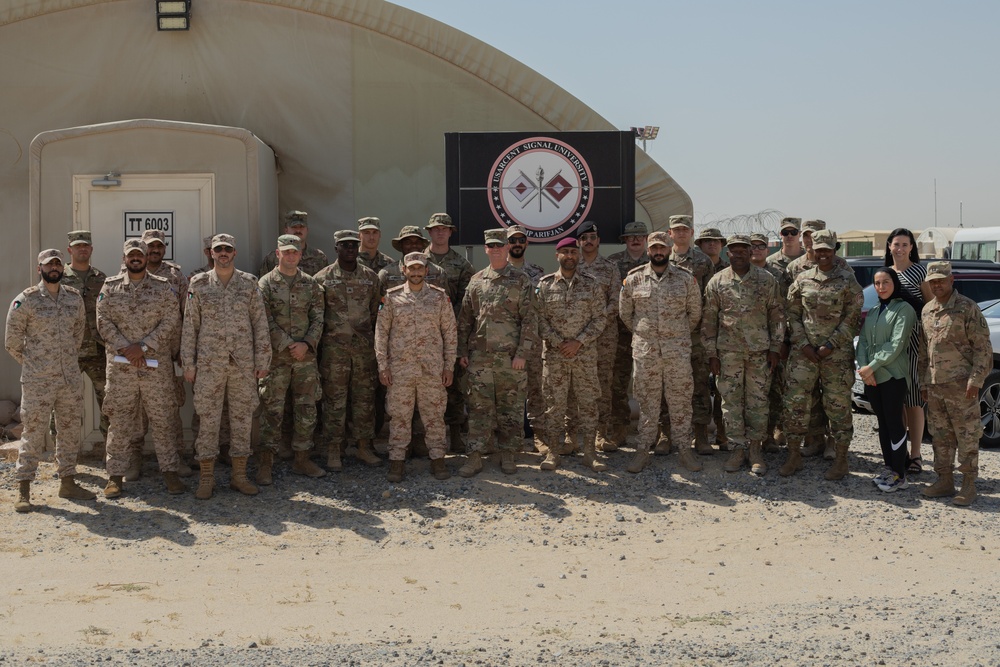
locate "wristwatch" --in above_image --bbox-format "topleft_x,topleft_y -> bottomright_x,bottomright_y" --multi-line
140,342 -> 149,354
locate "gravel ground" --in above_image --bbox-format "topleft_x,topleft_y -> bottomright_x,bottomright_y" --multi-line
1,412 -> 999,666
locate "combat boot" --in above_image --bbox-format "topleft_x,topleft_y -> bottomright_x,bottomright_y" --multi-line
779,440 -> 803,477
953,474 -> 977,507
762,435 -> 780,454
824,443 -> 849,480
714,418 -> 729,449
533,434 -> 549,456
654,427 -> 672,455
355,439 -> 382,467
500,450 -> 517,475
558,432 -> 578,456
277,441 -> 293,461
58,475 -> 97,500
582,442 -> 608,472
104,475 -> 124,499
228,456 -> 259,496
459,452 -> 484,477
601,424 -> 620,453
540,451 -> 561,471
125,448 -> 142,482
449,424 -> 465,454
748,441 -> 767,475
823,435 -> 836,461
724,445 -> 746,473
627,445 -> 650,474
292,450 -> 327,478
801,434 -> 823,457
430,457 -> 451,480
14,481 -> 31,513
326,444 -> 343,472
255,450 -> 274,486
677,445 -> 703,472
175,458 -> 193,478
195,459 -> 216,500
163,471 -> 186,495
387,460 -> 405,483
693,423 -> 714,455
922,472 -> 956,498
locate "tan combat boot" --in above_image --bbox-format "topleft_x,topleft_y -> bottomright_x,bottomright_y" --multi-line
677,445 -> 704,472
14,480 -> 31,513
387,460 -> 405,483
748,441 -> 767,475
558,432 -> 578,456
58,475 -> 97,500
582,442 -> 608,472
449,424 -> 465,454
922,471 -> 956,498
724,445 -> 746,473
125,447 -> 143,482
762,436 -> 780,454
104,475 -> 124,499
219,442 -> 233,466
953,474 -> 977,507
800,433 -> 823,457
654,427 -> 672,455
627,444 -> 650,474
195,459 -> 216,500
229,456 -> 259,496
163,471 -> 187,495
540,451 -> 561,471
255,450 -> 274,486
824,443 -> 849,480
174,447 -> 193,478
601,424 -> 621,453
459,451 -> 484,478
823,435 -> 836,461
292,450 -> 327,478
779,440 -> 803,477
533,434 -> 549,456
355,439 -> 382,467
326,444 -> 343,472
430,457 -> 451,480
693,423 -> 714,455
500,450 -> 517,475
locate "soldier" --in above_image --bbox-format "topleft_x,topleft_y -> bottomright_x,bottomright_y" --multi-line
606,221 -> 649,450
256,234 -> 326,485
919,262 -> 993,506
696,227 -> 729,273
535,237 -> 608,472
425,213 -> 474,452
786,220 -> 853,286
188,235 -> 215,278
375,252 -> 457,482
752,232 -> 790,453
182,233 -> 272,500
259,210 -> 330,277
357,216 -> 395,274
506,225 -> 546,285
456,229 -> 538,477
6,249 -> 96,512
314,229 -> 382,470
694,227 -> 730,449
765,217 -> 804,275
702,235 -> 784,475
506,225 -> 546,452
668,215 -> 715,456
62,230 -> 109,438
575,221 -> 621,453
619,232 -> 702,474
780,230 -> 862,480
97,239 -> 185,498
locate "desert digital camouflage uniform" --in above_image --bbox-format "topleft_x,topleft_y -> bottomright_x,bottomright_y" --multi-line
187,251 -> 232,449
257,266 -> 324,453
313,259 -> 381,451
97,271 -> 181,475
783,262 -> 863,454
375,282 -> 457,461
535,270 -> 606,450
458,263 -> 538,453
182,268 -> 272,460
702,264 -> 785,448
427,246 -> 474,430
577,253 -> 621,435
607,247 -> 649,431
619,262 -> 702,454
358,249 -> 394,274
62,262 -> 109,435
5,280 -> 86,481
378,259 -> 451,298
920,285 -> 992,478
260,245 -> 330,277
669,244 -> 715,430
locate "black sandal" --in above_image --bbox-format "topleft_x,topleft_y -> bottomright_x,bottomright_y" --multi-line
907,457 -> 923,474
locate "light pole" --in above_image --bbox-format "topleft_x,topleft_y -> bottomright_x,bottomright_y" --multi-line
631,126 -> 659,153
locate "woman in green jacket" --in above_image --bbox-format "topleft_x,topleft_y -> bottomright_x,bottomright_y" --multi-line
856,267 -> 918,492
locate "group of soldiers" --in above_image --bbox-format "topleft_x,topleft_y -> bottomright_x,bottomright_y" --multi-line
5,210 -> 991,511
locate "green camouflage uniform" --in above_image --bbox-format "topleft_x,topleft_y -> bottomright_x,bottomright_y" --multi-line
358,250 -> 394,274
510,260 -> 546,430
62,264 -> 108,435
260,245 -> 330,277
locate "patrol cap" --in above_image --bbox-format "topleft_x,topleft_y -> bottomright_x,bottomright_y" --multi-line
619,221 -> 648,240
925,261 -> 953,281
811,229 -> 837,251
277,234 -> 302,251
334,229 -> 361,244
403,252 -> 427,267
802,219 -> 827,235
284,210 -> 309,226
425,212 -> 455,229
141,229 -> 166,245
726,234 -> 751,247
211,233 -> 236,250
780,217 -> 802,231
647,231 -> 672,248
555,237 -> 578,251
695,228 -> 727,244
68,230 -> 93,246
123,238 -> 148,255
202,236 -> 214,250
576,221 -> 599,237
749,233 -> 769,246
484,229 -> 508,247
357,216 -> 381,231
669,215 -> 694,229
507,225 -> 529,240
37,248 -> 63,265
391,225 -> 429,252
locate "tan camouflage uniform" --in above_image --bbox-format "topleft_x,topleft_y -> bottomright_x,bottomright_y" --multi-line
378,260 -> 451,298
6,282 -> 86,481
510,259 -> 547,431
607,249 -> 649,431
669,246 -> 714,430
577,254 -> 621,435
62,264 -> 109,435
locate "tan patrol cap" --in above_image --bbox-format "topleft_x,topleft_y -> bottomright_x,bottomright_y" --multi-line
335,229 -> 361,244
811,230 -> 837,250
726,234 -> 751,247
507,225 -> 529,239
780,217 -> 802,231
403,252 -> 427,267
647,231 -> 672,248
802,219 -> 827,234
123,238 -> 147,255
925,261 -> 953,281
484,229 -> 507,246
68,230 -> 93,246
211,233 -> 236,249
141,229 -> 166,244
749,233 -> 769,245
285,210 -> 309,226
37,248 -> 63,265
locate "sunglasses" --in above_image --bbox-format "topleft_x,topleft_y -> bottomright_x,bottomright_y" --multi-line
508,237 -> 527,245
781,229 -> 799,237
751,244 -> 768,250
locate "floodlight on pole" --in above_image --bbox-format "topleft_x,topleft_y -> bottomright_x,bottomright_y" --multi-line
630,126 -> 660,153
156,0 -> 191,30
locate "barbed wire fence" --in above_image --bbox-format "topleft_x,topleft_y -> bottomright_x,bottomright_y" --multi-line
699,209 -> 786,240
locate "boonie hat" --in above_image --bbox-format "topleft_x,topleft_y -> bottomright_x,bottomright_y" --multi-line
403,252 -> 427,267
37,248 -> 63,265
669,215 -> 694,229
811,230 -> 837,251
335,229 -> 361,244
484,229 -> 507,247
619,221 -> 648,240
647,232 -> 672,248
285,210 -> 309,226
277,234 -> 302,251
123,239 -> 147,255
358,216 -> 381,231
425,213 -> 455,229
696,228 -> 727,244
211,233 -> 236,249
391,226 -> 429,252
68,230 -> 93,246
925,261 -> 953,281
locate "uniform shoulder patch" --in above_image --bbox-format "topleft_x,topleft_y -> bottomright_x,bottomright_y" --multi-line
12,299 -> 21,309
105,273 -> 125,283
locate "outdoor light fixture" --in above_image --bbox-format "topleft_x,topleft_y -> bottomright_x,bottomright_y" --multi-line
630,126 -> 660,152
156,0 -> 191,31
92,172 -> 122,188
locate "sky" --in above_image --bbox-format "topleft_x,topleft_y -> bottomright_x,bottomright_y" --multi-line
392,0 -> 1000,234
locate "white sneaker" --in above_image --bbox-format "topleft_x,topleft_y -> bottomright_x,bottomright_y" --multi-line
872,467 -> 893,486
877,473 -> 909,493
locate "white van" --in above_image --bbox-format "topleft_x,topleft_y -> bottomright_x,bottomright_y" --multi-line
952,227 -> 1000,262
